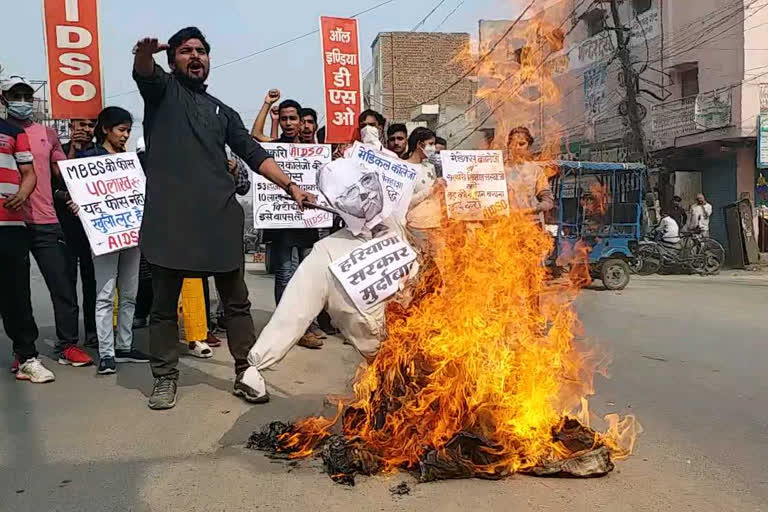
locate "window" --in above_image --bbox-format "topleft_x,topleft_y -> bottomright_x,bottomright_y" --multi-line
680,67 -> 699,98
583,8 -> 606,37
632,0 -> 652,14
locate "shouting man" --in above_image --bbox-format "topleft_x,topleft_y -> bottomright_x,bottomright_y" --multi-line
299,108 -> 318,144
132,27 -> 312,410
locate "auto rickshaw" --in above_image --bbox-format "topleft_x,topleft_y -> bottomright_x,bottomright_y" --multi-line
548,161 -> 647,290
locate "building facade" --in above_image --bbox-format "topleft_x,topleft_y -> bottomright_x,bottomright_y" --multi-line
479,0 -> 767,249
363,32 -> 477,147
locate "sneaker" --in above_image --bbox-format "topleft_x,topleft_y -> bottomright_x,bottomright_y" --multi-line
16,358 -> 56,383
57,345 -> 94,367
233,371 -> 269,404
97,357 -> 117,375
205,331 -> 223,347
114,349 -> 150,363
10,356 -> 19,373
297,332 -> 324,349
188,341 -> 213,359
149,377 -> 177,410
132,317 -> 148,330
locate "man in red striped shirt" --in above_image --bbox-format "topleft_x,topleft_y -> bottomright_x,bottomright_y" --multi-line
0,117 -> 55,383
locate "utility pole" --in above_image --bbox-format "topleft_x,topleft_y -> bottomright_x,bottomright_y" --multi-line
608,0 -> 646,163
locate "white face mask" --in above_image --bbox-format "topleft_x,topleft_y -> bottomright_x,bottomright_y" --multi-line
360,125 -> 381,146
423,144 -> 437,159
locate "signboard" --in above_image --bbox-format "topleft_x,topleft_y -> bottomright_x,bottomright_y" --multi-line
758,115 -> 768,169
42,0 -> 104,119
694,89 -> 732,130
253,143 -> 333,229
584,64 -> 608,123
58,152 -> 145,256
759,83 -> 768,114
330,234 -> 417,313
441,150 -> 508,220
320,16 -> 362,143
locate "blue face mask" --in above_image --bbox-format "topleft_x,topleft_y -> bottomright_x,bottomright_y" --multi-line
7,101 -> 34,120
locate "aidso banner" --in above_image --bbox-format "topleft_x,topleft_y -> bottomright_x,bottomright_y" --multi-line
43,0 -> 104,119
320,16 -> 362,143
253,143 -> 333,229
58,152 -> 145,256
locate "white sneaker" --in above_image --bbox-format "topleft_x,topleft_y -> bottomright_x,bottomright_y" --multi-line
16,358 -> 56,384
188,341 -> 213,359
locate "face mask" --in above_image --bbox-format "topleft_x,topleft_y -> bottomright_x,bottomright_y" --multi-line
7,101 -> 34,120
360,125 -> 381,146
423,144 -> 437,159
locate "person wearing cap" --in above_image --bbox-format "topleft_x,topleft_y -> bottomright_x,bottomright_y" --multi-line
52,118 -> 99,349
1,76 -> 92,368
669,195 -> 687,233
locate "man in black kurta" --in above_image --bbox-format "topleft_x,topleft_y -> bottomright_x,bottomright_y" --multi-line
132,27 -> 311,410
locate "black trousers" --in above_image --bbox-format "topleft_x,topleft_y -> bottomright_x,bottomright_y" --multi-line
134,277 -> 153,320
27,223 -> 79,351
0,227 -> 39,362
60,216 -> 96,343
149,264 -> 255,379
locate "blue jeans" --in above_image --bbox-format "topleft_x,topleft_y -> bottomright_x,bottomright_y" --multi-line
272,242 -> 312,305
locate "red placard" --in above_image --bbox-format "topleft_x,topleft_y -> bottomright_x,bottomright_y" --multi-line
42,0 -> 104,119
320,16 -> 362,143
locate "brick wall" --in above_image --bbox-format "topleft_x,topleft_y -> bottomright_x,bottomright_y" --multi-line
371,32 -> 476,123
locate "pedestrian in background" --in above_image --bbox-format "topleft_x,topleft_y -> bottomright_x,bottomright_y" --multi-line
688,193 -> 713,238
386,123 -> 408,159
670,195 -> 687,233
77,107 -> 149,375
1,76 -> 92,368
1,117 -> 55,383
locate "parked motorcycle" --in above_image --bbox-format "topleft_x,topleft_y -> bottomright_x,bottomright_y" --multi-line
632,229 -> 725,276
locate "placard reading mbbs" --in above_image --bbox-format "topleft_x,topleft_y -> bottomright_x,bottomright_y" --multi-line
58,152 -> 145,256
441,150 -> 508,220
253,143 -> 333,229
330,234 -> 417,313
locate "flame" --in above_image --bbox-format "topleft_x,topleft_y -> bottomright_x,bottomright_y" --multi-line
266,6 -> 639,475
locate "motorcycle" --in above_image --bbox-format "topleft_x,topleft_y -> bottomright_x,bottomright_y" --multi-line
632,228 -> 725,276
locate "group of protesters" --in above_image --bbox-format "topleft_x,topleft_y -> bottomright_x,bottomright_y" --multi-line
1,26 -> 554,410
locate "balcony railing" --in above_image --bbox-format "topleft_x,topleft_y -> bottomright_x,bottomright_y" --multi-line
650,89 -> 733,150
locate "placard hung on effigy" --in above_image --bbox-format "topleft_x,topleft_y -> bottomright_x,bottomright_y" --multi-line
348,142 -> 417,222
330,234 -> 417,313
253,143 -> 333,229
58,152 -> 145,256
440,150 -> 509,221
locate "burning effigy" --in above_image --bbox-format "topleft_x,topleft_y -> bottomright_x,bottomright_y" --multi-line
248,206 -> 638,484
248,7 -> 639,485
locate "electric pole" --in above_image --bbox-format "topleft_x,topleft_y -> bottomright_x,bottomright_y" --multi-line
608,0 -> 646,163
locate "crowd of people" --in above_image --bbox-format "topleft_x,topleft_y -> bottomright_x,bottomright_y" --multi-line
0,26 -> 555,409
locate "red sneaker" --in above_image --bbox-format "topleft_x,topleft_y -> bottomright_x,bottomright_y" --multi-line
10,356 -> 20,373
206,331 -> 223,347
57,345 -> 94,367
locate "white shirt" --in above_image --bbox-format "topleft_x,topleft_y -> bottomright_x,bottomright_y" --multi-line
689,203 -> 713,233
659,215 -> 680,243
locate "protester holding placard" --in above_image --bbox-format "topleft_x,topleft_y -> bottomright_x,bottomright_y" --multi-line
405,127 -> 439,208
2,76 -> 92,369
76,107 -> 150,375
132,28 -> 313,410
504,126 -> 554,223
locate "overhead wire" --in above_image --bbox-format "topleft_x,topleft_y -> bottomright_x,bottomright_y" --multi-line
412,0 -> 449,31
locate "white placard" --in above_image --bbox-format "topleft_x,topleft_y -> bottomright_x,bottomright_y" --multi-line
319,142 -> 417,235
253,143 -> 333,229
58,152 -> 145,256
440,150 -> 508,220
330,234 -> 417,313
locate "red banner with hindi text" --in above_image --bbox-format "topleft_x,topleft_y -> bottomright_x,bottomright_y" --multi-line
320,16 -> 362,143
43,0 -> 104,119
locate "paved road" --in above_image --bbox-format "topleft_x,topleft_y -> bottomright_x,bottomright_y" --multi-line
1,265 -> 766,511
